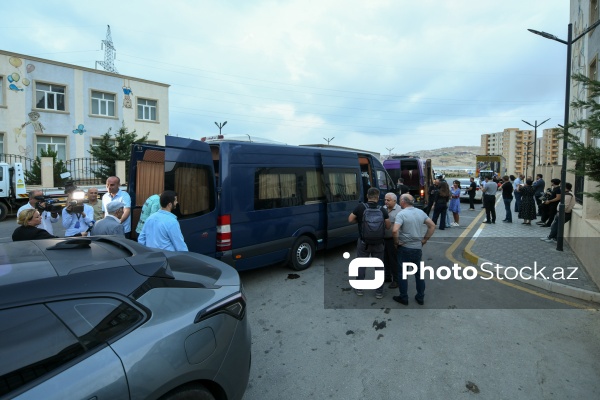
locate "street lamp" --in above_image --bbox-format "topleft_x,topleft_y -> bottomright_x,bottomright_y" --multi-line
523,141 -> 533,178
522,118 -> 550,179
324,137 -> 335,145
215,121 -> 227,135
528,19 -> 600,251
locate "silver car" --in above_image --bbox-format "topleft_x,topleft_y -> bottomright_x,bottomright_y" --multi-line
457,178 -> 483,202
0,236 -> 250,400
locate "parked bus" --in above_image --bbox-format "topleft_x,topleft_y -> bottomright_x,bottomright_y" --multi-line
382,156 -> 434,209
128,136 -> 396,271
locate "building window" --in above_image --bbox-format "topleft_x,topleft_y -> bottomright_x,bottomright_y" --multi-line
0,76 -> 4,106
91,137 -> 116,150
137,98 -> 157,121
591,0 -> 599,26
35,82 -> 66,111
91,91 -> 116,117
0,133 -> 4,153
37,136 -> 66,161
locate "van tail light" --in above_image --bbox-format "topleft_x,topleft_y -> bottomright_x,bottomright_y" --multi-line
217,215 -> 231,251
420,189 -> 424,197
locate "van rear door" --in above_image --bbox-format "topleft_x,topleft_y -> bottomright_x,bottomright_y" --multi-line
321,152 -> 361,248
164,137 -> 218,257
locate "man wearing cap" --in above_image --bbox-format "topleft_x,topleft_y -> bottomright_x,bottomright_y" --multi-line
92,202 -> 125,236
102,176 -> 132,238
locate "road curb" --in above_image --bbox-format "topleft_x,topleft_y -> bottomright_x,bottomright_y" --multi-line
463,247 -> 600,304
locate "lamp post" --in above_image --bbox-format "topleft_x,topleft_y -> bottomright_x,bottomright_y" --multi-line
522,118 -> 550,179
528,19 -> 600,251
215,121 -> 227,135
324,137 -> 335,145
523,141 -> 533,178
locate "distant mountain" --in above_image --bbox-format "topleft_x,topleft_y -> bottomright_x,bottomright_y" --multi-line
385,146 -> 482,169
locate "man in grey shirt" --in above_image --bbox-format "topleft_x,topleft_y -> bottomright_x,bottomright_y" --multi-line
482,177 -> 498,224
392,194 -> 436,306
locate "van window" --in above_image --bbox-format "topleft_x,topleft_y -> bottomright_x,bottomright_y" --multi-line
165,162 -> 215,218
254,167 -> 325,210
327,170 -> 359,202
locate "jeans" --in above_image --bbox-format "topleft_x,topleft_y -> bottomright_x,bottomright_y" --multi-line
483,195 -> 496,222
356,239 -> 384,294
514,191 -> 521,212
503,198 -> 512,222
548,212 -> 572,239
432,203 -> 447,230
397,246 -> 425,302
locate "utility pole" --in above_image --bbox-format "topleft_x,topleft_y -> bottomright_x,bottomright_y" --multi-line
95,25 -> 118,73
522,118 -> 550,179
386,147 -> 394,158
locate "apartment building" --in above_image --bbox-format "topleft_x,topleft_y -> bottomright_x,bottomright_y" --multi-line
0,50 -> 168,162
481,128 -> 537,176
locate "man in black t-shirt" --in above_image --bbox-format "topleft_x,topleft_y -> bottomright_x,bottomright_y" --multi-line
467,177 -> 477,210
501,176 -> 514,223
348,188 -> 391,299
537,178 -> 561,227
397,178 -> 409,195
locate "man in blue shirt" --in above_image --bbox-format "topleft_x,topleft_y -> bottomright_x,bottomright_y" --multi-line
102,176 -> 132,238
138,190 -> 188,252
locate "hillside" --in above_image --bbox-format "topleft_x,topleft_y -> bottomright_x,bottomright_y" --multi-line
387,146 -> 482,169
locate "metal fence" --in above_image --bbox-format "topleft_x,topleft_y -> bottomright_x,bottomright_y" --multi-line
0,154 -> 35,172
1,154 -> 109,186
574,161 -> 585,204
64,158 -> 109,186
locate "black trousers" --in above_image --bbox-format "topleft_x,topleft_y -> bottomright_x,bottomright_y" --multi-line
383,237 -> 398,282
468,193 -> 475,209
484,194 -> 496,222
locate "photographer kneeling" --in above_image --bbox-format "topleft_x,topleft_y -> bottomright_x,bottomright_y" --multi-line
62,189 -> 95,237
13,209 -> 58,241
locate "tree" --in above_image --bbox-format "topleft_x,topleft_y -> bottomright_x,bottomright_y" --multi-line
564,73 -> 600,203
88,122 -> 149,181
24,148 -> 69,186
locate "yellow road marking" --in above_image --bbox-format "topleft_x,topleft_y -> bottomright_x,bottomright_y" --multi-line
444,204 -> 593,309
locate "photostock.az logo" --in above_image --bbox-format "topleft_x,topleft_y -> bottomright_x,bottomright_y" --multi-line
345,252 -> 384,290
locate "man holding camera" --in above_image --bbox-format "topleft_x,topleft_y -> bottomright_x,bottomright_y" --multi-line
62,189 -> 94,237
17,190 -> 60,235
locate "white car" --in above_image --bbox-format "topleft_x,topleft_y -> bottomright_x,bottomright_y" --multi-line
457,178 -> 483,202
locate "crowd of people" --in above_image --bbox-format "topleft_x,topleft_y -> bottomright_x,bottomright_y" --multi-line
12,176 -> 187,253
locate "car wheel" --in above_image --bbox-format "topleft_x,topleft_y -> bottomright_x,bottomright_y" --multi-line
289,235 -> 315,271
161,384 -> 215,400
0,202 -> 8,222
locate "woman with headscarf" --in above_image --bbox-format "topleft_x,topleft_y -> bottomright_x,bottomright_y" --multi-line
517,178 -> 537,225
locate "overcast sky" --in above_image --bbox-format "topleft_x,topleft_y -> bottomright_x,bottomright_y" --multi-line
2,0 -> 571,155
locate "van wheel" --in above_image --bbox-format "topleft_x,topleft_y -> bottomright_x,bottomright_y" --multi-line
160,384 -> 215,400
0,203 -> 8,222
289,236 -> 315,271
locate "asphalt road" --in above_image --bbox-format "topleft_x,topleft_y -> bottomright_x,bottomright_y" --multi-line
1,203 -> 599,399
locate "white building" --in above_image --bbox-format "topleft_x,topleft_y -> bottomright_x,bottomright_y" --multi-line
0,50 -> 168,162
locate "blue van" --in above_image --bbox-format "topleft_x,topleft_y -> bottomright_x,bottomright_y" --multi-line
129,137 -> 395,271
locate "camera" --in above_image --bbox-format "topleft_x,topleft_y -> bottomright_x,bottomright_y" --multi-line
66,190 -> 85,214
34,196 -> 61,213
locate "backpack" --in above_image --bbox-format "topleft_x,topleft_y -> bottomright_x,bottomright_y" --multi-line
361,203 -> 385,244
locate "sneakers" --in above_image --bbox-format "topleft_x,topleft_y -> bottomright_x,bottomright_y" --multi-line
393,296 -> 409,305
375,292 -> 384,299
415,295 -> 424,305
354,289 -> 363,296
469,208 -> 475,211
540,237 -> 549,241
451,222 -> 460,227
